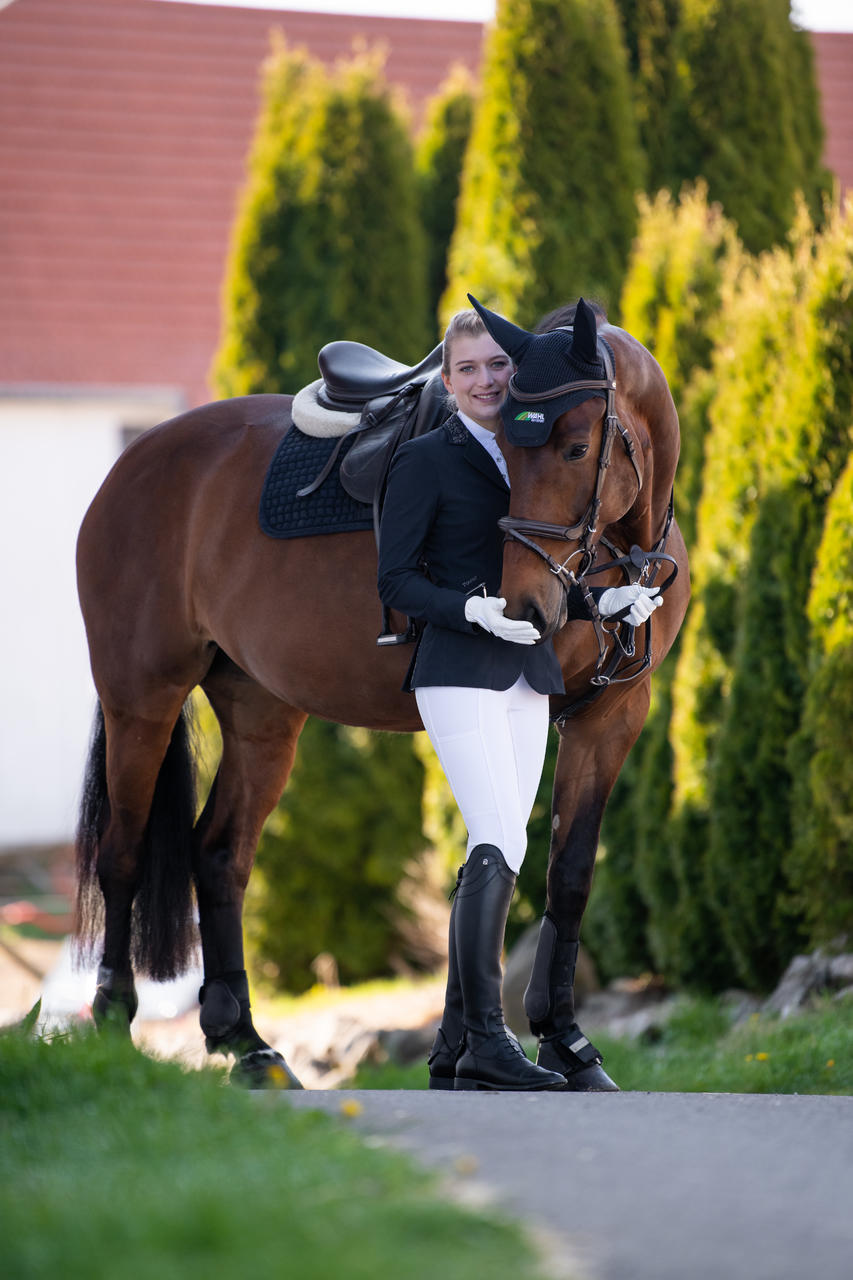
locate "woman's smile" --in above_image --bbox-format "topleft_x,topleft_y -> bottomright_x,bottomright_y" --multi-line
441,332 -> 513,432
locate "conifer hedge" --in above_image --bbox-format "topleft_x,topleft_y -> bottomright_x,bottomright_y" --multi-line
442,0 -> 642,324
246,722 -> 427,992
667,0 -> 828,254
583,186 -> 741,982
416,67 -> 476,335
787,455 -> 853,942
212,39 -> 434,991
213,40 -> 429,396
666,206 -> 853,989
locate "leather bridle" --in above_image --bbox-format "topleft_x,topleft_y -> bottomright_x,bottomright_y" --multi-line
498,338 -> 641,582
497,336 -> 679,712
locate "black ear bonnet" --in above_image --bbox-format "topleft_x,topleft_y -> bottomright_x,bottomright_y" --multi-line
467,294 -> 607,446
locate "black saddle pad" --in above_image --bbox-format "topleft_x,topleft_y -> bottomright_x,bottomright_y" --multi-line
259,425 -> 373,540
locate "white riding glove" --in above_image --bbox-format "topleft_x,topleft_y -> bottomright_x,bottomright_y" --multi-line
598,583 -> 663,627
464,595 -> 540,645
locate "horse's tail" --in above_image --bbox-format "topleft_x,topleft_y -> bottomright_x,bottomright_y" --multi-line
75,701 -> 199,981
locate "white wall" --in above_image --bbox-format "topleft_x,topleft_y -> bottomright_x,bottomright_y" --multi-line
0,389 -> 183,847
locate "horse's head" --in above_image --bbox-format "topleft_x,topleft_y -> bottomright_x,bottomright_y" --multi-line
468,294 -> 645,641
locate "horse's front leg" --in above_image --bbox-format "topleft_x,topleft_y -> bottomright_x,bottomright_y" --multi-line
524,679 -> 652,1091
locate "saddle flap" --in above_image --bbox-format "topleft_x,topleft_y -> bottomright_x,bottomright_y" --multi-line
339,374 -> 448,506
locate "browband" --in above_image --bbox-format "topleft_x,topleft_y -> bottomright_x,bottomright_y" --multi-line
508,374 -> 616,403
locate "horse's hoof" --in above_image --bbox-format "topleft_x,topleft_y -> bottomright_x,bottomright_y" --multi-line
557,1062 -> 620,1092
536,1024 -> 620,1092
230,1048 -> 303,1090
92,979 -> 138,1035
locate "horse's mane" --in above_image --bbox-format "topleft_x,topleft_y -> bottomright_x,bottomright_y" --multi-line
535,300 -> 608,333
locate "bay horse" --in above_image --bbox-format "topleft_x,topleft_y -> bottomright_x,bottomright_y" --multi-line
74,302 -> 689,1088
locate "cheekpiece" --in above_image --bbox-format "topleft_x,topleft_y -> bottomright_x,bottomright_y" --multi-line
467,293 -> 608,446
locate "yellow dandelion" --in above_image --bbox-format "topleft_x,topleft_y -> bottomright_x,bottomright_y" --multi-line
755,1052 -> 769,1061
826,1059 -> 835,1069
340,1098 -> 364,1118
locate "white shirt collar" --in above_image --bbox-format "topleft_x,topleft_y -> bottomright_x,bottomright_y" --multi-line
458,412 -> 510,486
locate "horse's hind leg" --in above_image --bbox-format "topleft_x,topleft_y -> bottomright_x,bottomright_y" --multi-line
195,657 -> 307,1088
525,679 -> 652,1092
83,691 -> 197,1032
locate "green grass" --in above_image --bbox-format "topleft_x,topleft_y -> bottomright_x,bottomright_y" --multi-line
0,1023 -> 546,1280
353,995 -> 853,1095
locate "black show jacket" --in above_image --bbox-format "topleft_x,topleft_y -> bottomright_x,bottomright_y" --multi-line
377,414 -> 592,693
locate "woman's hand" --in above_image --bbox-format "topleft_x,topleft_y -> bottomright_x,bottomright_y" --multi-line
464,595 -> 540,644
598,583 -> 663,626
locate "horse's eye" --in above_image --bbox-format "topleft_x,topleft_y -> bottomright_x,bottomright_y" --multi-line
563,444 -> 589,461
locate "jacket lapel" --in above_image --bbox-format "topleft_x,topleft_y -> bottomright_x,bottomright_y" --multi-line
443,415 -> 509,492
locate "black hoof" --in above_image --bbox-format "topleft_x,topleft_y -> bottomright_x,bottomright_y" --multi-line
230,1048 -> 303,1091
536,1024 -> 620,1092
92,967 -> 138,1034
556,1062 -> 620,1092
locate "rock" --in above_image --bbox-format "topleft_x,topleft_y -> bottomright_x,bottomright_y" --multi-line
501,922 -> 599,1037
376,1024 -> 436,1065
764,948 -> 853,1019
576,977 -> 676,1041
720,989 -> 764,1025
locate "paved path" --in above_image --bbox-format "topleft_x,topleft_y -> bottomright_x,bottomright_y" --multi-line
282,1089 -> 853,1280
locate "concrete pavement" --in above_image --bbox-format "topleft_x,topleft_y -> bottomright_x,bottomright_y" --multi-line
279,1088 -> 853,1280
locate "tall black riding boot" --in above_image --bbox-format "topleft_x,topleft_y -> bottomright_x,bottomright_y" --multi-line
428,866 -> 464,1090
453,847 -> 565,1092
524,913 -> 618,1092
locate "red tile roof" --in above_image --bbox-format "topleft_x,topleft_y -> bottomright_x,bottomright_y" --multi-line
1,1 -> 850,408
811,32 -> 853,205
0,0 -> 483,404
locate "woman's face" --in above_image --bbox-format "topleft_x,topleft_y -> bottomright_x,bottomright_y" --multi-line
442,332 -> 513,432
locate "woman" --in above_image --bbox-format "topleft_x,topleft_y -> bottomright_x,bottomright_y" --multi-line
377,307 -> 660,1091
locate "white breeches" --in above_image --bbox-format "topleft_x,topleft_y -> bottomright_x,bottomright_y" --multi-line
415,675 -> 550,874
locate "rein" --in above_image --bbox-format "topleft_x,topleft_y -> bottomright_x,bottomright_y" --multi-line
497,337 -> 678,721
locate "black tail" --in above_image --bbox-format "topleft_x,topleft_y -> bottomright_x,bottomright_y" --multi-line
75,701 -> 199,981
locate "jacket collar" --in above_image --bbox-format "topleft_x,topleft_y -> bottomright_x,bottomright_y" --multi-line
442,413 -> 509,491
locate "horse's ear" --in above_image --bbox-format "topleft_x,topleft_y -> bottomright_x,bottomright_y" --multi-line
571,297 -> 598,364
467,294 -> 534,363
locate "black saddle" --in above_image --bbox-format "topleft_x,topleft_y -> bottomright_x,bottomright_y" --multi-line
317,340 -> 443,410
299,338 -> 449,645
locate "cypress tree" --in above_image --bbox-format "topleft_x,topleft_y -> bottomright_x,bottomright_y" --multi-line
416,65 -> 476,334
663,246 -> 792,988
442,0 -> 642,325
213,39 -> 429,395
213,40 -> 433,991
668,0 -> 829,255
706,206 -> 853,984
612,0 -> 682,192
246,722 -> 427,992
584,186 -> 741,981
786,456 -> 853,944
